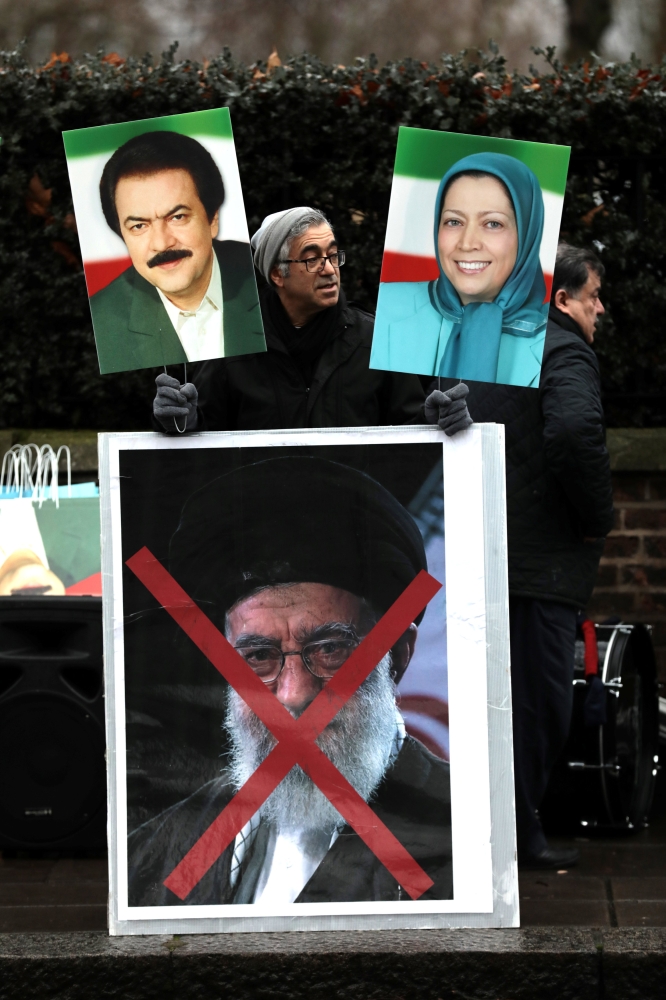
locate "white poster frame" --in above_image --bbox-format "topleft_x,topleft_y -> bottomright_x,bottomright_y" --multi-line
99,424 -> 517,934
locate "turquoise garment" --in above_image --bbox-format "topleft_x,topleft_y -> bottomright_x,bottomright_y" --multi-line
369,152 -> 549,384
370,280 -> 545,386
434,152 -> 546,381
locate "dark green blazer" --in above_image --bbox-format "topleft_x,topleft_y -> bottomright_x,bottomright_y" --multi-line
90,240 -> 266,374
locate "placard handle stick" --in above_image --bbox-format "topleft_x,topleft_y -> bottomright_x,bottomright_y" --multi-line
162,363 -> 188,435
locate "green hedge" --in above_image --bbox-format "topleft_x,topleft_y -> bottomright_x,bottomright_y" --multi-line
1,44 -> 665,429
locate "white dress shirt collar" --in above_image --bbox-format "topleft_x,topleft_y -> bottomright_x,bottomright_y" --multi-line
157,248 -> 224,362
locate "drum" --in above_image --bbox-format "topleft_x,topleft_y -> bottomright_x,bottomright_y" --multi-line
540,623 -> 660,833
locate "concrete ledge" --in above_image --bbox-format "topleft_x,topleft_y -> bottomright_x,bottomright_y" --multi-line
2,428 -> 666,479
1,928 -> 665,999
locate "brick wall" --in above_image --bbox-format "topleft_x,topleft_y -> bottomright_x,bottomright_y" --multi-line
587,430 -> 666,685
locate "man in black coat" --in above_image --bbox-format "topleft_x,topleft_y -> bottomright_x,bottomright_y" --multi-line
152,207 -> 427,430
437,242 -> 614,868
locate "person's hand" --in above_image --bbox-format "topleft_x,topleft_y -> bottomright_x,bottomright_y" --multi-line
153,373 -> 199,433
424,383 -> 473,436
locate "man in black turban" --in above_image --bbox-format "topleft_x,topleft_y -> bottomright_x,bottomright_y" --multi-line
128,456 -> 451,906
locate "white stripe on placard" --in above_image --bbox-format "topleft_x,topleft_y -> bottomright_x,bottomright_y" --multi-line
384,175 -> 564,274
66,137 -> 251,262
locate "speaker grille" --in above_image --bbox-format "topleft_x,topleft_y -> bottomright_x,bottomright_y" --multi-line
0,694 -> 105,844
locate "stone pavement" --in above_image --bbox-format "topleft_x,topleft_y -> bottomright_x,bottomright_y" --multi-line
520,812 -> 666,927
0,856 -> 106,933
2,814 -> 666,932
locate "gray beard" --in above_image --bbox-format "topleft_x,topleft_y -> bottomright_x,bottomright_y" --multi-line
224,654 -> 397,835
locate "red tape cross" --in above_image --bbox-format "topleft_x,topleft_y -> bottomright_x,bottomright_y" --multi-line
126,547 -> 442,901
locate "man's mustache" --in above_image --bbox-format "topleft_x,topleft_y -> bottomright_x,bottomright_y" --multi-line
147,248 -> 193,268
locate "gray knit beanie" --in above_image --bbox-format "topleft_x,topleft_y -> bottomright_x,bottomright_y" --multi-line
251,207 -> 320,283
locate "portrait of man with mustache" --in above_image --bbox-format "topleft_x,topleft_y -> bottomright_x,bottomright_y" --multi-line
126,454 -> 452,907
89,130 -> 265,374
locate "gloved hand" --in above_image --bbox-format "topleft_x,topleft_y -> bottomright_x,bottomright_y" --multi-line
424,382 -> 473,436
153,373 -> 199,433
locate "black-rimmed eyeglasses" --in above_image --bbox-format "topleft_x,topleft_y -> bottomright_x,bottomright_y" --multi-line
279,251 -> 346,273
234,635 -> 360,684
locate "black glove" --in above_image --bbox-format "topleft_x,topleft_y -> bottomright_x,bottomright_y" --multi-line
424,383 -> 473,436
153,373 -> 199,433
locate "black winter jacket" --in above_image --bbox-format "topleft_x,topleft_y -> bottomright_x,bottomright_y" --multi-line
190,292 -> 425,430
440,306 -> 614,608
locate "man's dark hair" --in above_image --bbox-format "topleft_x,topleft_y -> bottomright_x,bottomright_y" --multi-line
100,131 -> 225,237
552,242 -> 605,300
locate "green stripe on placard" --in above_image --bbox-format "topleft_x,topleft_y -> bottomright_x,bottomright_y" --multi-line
63,107 -> 233,158
394,126 -> 570,195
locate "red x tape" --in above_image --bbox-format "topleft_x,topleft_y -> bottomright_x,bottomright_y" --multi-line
126,546 -> 442,901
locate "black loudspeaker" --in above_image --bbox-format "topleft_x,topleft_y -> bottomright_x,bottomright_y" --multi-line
0,596 -> 106,852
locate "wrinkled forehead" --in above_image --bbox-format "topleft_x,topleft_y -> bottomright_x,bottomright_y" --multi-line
441,172 -> 515,217
114,167 -> 200,212
226,582 -> 363,639
289,223 -> 337,256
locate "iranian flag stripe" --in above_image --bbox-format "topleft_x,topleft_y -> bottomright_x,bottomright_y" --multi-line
382,127 -> 570,286
84,258 -> 132,297
381,251 -> 553,300
380,251 -> 439,283
62,108 -> 233,159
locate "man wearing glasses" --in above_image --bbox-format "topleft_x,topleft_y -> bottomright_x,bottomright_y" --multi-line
127,456 -> 452,906
153,207 -> 430,431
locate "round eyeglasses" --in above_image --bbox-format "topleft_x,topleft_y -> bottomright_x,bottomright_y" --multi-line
279,251 -> 346,273
234,636 -> 360,684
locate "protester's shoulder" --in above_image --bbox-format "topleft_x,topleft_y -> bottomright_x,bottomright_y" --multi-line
342,299 -> 375,339
544,314 -> 597,362
543,316 -> 599,382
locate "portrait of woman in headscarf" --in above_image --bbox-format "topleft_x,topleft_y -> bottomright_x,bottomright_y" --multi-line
370,152 -> 548,386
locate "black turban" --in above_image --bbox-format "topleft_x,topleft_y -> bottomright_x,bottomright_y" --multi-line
169,456 -> 428,624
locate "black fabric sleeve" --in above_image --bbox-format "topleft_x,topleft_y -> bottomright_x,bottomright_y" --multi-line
539,341 -> 614,538
192,359 -> 232,432
380,372 -> 427,425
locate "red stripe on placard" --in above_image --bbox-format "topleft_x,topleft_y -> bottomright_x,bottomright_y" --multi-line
399,694 -> 449,728
380,251 -> 554,303
65,571 -> 102,596
381,251 -> 439,284
84,257 -> 132,296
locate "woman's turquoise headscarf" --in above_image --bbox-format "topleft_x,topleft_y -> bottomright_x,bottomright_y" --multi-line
434,152 -> 546,382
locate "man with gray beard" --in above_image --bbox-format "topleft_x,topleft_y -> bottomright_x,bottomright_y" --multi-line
127,455 -> 452,905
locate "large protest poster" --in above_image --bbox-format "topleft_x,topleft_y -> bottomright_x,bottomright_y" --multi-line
370,127 -> 570,387
63,108 -> 266,374
100,425 -> 517,933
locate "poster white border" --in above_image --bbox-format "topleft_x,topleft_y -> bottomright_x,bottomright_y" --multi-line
99,424 -> 517,934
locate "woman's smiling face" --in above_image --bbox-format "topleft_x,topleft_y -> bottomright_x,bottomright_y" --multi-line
438,174 -> 519,305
